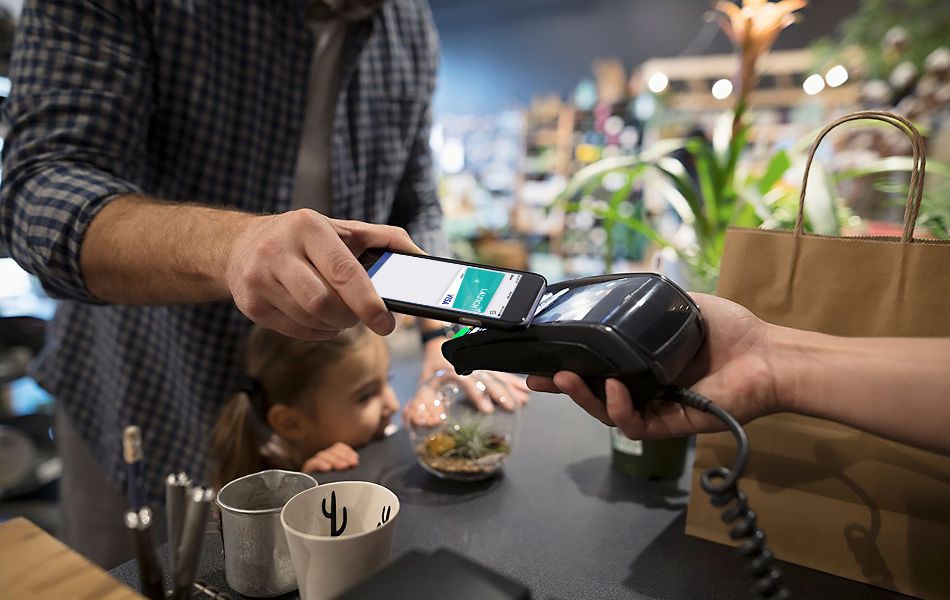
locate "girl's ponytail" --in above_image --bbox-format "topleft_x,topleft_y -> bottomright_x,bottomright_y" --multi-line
209,391 -> 265,490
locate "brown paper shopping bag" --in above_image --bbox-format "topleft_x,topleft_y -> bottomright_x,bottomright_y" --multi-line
685,111 -> 950,599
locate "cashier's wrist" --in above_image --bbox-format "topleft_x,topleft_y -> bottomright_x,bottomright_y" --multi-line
763,323 -> 831,418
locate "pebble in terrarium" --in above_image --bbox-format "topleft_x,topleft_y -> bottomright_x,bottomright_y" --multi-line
406,370 -> 520,482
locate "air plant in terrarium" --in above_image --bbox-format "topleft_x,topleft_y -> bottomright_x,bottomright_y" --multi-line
406,370 -> 519,482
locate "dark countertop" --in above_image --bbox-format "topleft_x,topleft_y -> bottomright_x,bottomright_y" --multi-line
112,393 -> 907,600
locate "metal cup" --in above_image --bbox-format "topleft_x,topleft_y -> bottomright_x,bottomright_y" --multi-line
216,470 -> 317,597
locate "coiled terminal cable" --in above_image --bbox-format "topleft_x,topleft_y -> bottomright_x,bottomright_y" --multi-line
666,387 -> 792,600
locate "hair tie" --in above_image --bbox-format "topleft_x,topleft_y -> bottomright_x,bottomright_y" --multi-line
237,374 -> 264,399
235,374 -> 273,441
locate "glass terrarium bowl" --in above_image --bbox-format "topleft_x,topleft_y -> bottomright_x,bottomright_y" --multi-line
406,370 -> 520,482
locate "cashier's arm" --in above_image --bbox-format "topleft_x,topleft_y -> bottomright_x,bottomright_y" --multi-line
81,196 -> 422,340
528,294 -> 950,456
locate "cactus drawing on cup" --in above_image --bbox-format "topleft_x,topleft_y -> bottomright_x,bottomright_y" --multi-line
321,491 -> 347,537
377,505 -> 391,528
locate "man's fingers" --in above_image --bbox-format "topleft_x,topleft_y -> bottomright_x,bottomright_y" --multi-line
552,372 -> 614,426
334,219 -> 423,256
275,260 -> 360,330
261,270 -> 348,332
303,220 -> 395,335
241,300 -> 342,341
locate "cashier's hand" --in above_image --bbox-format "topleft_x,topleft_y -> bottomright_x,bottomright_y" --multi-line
526,294 -> 780,440
302,442 -> 360,473
226,209 -> 422,341
405,338 -> 530,425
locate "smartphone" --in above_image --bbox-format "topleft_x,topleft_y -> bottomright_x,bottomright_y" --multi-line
359,249 -> 547,330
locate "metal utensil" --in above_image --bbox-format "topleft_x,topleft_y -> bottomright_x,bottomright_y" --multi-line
173,486 -> 213,600
165,472 -> 190,582
124,507 -> 164,600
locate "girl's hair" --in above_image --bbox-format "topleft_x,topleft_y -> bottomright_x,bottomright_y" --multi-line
209,324 -> 369,489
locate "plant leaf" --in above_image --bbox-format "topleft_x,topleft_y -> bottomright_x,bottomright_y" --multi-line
757,149 -> 792,196
612,214 -> 672,250
731,197 -> 761,228
723,125 -> 749,191
557,139 -> 689,202
654,157 -> 706,232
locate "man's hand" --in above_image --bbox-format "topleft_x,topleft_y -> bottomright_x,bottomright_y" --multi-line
226,210 -> 422,340
526,294 -> 780,440
81,198 -> 422,340
301,442 -> 360,473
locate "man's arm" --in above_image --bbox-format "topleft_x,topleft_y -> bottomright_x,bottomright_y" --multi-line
80,195 -> 422,339
0,0 -> 153,303
80,196 -> 248,304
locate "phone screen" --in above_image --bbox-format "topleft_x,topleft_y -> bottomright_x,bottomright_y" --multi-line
367,252 -> 523,319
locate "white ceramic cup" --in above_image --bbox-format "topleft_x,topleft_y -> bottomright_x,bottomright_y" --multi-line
280,481 -> 400,600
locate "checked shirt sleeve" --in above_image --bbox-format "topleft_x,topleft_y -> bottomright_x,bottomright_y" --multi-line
0,0 -> 153,302
391,102 -> 449,258
387,10 -> 449,259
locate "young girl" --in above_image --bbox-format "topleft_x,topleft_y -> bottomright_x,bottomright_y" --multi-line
210,323 -> 398,488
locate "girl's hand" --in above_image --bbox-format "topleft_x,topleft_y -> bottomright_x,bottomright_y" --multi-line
419,337 -> 530,412
302,442 -> 360,473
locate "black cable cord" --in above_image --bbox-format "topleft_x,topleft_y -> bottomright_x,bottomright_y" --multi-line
666,387 -> 792,600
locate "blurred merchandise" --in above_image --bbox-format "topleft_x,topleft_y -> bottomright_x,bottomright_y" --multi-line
809,0 -> 950,234
428,0 -> 946,288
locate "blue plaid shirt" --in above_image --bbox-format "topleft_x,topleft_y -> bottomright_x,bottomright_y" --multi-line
0,0 -> 446,501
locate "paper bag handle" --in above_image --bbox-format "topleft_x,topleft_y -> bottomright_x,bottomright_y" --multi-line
796,110 -> 926,243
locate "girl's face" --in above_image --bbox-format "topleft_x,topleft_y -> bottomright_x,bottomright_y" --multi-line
292,335 -> 399,457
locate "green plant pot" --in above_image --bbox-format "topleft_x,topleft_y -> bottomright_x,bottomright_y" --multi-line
609,429 -> 690,480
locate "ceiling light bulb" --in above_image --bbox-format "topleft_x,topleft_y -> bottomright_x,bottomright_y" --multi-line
711,79 -> 733,100
825,65 -> 848,88
803,73 -> 825,95
647,72 -> 669,94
